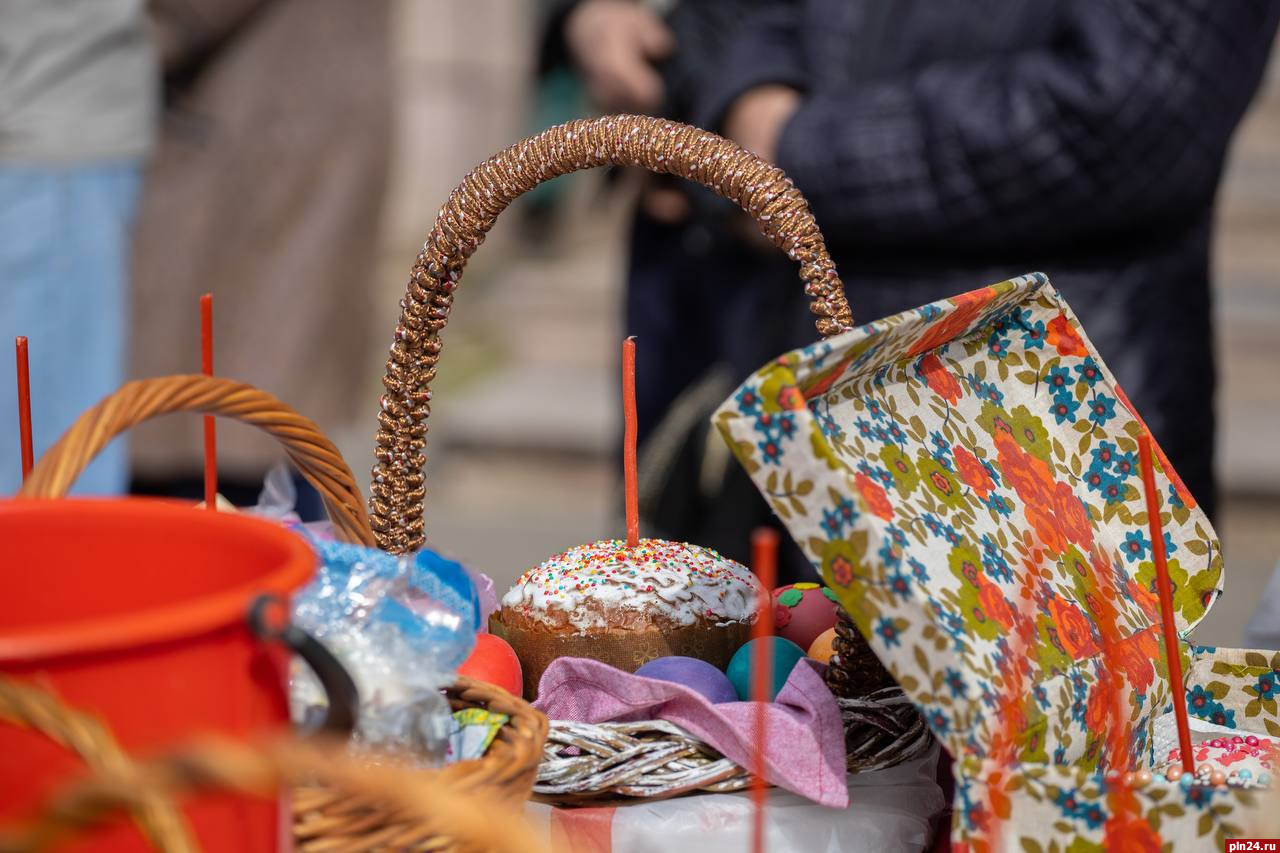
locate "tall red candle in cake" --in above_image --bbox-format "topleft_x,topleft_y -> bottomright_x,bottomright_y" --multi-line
491,336 -> 762,698
623,336 -> 639,548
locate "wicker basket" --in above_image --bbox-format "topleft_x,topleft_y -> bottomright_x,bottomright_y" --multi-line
0,679 -> 542,853
14,374 -> 548,851
363,114 -> 925,800
293,678 -> 546,850
532,685 -> 934,806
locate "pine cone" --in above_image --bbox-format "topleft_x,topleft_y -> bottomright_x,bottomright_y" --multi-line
825,609 -> 897,698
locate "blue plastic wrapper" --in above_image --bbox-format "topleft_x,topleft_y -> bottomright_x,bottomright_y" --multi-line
299,539 -> 479,668
416,549 -> 482,634
290,536 -> 479,764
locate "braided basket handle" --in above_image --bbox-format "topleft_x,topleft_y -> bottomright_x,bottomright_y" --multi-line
19,375 -> 375,547
373,114 -> 854,553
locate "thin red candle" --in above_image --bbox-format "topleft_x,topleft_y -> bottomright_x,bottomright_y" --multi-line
1139,434 -> 1193,774
622,337 -> 639,547
201,294 -> 217,510
750,527 -> 778,853
15,337 -> 33,481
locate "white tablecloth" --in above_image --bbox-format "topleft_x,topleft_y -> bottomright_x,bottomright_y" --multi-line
525,744 -> 944,853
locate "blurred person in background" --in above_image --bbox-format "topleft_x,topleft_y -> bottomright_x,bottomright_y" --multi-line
128,0 -> 391,514
551,0 -> 1279,581
0,0 -> 157,495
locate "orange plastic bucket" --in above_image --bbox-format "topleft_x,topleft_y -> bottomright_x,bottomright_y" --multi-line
0,498 -> 317,851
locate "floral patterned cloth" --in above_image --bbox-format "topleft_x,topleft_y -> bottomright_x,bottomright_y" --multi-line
951,758 -> 1267,851
713,273 -> 1280,848
1186,645 -> 1280,737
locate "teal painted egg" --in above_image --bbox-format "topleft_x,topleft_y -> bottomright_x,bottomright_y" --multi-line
726,637 -> 807,701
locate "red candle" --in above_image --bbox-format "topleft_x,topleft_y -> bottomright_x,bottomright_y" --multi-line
14,337 -> 33,481
201,294 -> 217,510
750,527 -> 778,853
1139,434 -> 1193,774
622,337 -> 639,548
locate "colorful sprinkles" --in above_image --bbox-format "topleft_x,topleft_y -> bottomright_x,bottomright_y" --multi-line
500,538 -> 761,631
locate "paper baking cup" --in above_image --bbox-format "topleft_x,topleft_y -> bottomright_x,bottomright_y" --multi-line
490,614 -> 752,700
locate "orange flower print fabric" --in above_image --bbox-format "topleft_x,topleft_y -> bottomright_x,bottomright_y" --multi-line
854,472 -> 894,521
907,286 -> 999,356
1047,596 -> 1099,661
953,445 -> 995,499
1046,312 -> 1089,357
918,352 -> 963,404
715,273 -> 1239,848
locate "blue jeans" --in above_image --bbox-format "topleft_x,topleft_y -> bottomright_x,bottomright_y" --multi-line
0,163 -> 140,496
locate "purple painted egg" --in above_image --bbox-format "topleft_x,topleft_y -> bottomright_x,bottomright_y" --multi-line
772,582 -> 840,650
635,656 -> 739,704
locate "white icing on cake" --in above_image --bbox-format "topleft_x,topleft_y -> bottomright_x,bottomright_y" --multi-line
500,538 -> 762,632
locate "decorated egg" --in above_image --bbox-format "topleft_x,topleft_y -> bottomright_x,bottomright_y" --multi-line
458,633 -> 523,697
726,637 -> 807,701
807,627 -> 837,664
772,582 -> 840,650
635,656 -> 738,704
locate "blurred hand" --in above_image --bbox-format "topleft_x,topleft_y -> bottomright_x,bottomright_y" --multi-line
724,84 -> 801,163
566,0 -> 673,114
723,85 -> 802,249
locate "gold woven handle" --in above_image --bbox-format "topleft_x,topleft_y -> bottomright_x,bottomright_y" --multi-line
19,375 -> 375,547
372,114 -> 854,553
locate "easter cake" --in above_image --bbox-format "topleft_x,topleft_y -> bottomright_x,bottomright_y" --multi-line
493,538 -> 761,698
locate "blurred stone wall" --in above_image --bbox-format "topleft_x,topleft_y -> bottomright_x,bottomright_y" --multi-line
384,1 -> 533,255
1216,52 -> 1280,496
333,0 -> 539,460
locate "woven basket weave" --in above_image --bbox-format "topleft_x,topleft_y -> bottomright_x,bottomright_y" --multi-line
533,687 -> 934,807
365,114 -> 852,556
12,374 -> 549,852
0,679 -> 541,853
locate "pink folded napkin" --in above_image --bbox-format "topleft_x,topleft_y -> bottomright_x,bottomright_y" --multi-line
533,657 -> 849,808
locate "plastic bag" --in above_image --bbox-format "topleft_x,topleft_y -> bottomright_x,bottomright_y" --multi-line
246,462 -> 337,540
291,537 -> 478,764
251,463 -> 300,522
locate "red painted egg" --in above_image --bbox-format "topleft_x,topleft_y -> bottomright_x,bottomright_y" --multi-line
458,632 -> 523,697
772,582 -> 840,650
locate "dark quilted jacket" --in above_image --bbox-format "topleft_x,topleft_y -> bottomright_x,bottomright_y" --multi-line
635,0 -> 1277,528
